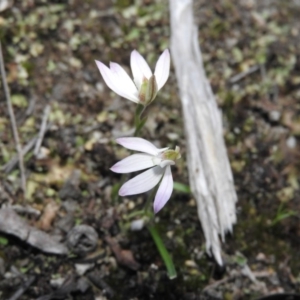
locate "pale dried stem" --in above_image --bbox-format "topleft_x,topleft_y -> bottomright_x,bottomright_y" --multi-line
0,41 -> 26,196
34,104 -> 51,156
169,0 -> 238,265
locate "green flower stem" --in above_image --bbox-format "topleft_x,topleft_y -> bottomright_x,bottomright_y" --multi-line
114,105 -> 147,203
148,224 -> 177,280
118,104 -> 176,280
126,209 -> 152,220
134,104 -> 145,125
134,104 -> 147,137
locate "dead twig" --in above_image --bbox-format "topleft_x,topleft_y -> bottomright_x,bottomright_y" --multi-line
229,65 -> 260,84
7,275 -> 36,300
203,276 -> 234,292
34,104 -> 51,157
87,270 -> 115,297
0,207 -> 68,254
0,41 -> 26,195
2,136 -> 37,174
11,204 -> 41,217
0,181 -> 14,204
17,94 -> 36,126
3,120 -> 51,173
36,275 -> 90,300
25,94 -> 36,117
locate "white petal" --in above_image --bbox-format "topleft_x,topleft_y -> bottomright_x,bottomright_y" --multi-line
154,49 -> 170,91
95,60 -> 120,94
119,166 -> 164,196
130,50 -> 152,90
116,137 -> 162,155
109,62 -> 139,102
110,154 -> 159,173
95,60 -> 139,103
159,160 -> 175,168
153,165 -> 173,213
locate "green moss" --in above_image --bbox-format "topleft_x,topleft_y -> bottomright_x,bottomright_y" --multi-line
234,201 -> 300,274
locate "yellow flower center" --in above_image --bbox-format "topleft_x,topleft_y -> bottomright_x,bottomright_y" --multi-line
161,146 -> 181,162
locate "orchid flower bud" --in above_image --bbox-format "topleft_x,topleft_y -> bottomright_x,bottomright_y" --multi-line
138,75 -> 158,105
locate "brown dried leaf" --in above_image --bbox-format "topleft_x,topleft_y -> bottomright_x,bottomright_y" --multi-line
105,236 -> 140,271
38,200 -> 60,231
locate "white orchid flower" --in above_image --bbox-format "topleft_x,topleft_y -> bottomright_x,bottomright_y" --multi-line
95,49 -> 170,105
110,137 -> 180,213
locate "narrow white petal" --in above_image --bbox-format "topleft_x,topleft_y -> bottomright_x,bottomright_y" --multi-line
116,137 -> 162,155
109,62 -> 139,102
154,49 -> 170,91
95,60 -> 139,103
153,165 -> 173,213
110,154 -> 159,173
119,166 -> 164,196
130,50 -> 152,89
95,60 -> 120,94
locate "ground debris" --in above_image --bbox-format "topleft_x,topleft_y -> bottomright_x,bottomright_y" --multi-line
38,200 -> 60,231
36,275 -> 90,300
105,236 -> 140,271
67,224 -> 99,256
6,275 -> 36,300
87,269 -> 115,298
58,169 -> 82,201
0,207 -> 68,255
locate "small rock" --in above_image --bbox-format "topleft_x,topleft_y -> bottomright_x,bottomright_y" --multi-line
75,263 -> 95,276
50,277 -> 65,288
77,277 -> 90,293
286,136 -> 296,149
269,110 -> 281,122
256,252 -> 266,261
185,260 -> 197,268
130,219 -> 144,231
167,132 -> 179,141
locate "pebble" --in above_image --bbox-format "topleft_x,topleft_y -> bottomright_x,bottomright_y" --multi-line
130,219 -> 144,231
269,110 -> 281,122
286,136 -> 296,149
75,263 -> 95,276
